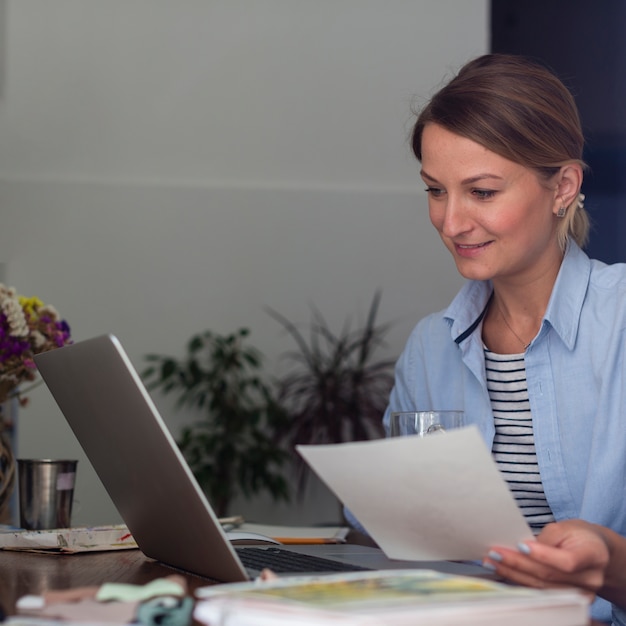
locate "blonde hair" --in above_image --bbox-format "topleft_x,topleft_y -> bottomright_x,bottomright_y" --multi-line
412,54 -> 589,250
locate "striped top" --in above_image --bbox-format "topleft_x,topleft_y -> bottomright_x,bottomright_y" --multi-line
485,349 -> 555,532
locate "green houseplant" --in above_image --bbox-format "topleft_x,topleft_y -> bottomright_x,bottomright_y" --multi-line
267,290 -> 395,494
142,328 -> 290,517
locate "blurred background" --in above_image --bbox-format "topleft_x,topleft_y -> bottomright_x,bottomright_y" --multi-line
1,1 -> 618,527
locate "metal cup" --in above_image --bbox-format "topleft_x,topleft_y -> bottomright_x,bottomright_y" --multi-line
17,459 -> 78,530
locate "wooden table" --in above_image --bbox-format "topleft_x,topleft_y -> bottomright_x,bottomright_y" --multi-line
0,531 -> 374,619
0,545 -> 603,625
0,547 -> 213,621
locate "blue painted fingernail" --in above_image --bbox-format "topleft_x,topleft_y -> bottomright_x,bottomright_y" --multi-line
482,561 -> 497,571
517,542 -> 531,555
487,550 -> 503,562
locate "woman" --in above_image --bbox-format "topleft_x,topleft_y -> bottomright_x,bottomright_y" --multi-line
380,53 -> 626,623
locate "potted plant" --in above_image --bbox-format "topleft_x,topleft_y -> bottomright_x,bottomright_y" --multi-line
267,290 -> 395,494
142,328 -> 290,517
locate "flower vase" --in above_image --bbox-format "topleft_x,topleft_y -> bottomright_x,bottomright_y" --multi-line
0,282 -> 72,524
0,398 -> 17,525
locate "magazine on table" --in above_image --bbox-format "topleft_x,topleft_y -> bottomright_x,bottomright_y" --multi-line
0,524 -> 138,553
194,569 -> 590,626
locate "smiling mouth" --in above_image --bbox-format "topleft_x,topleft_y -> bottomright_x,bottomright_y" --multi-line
456,242 -> 491,249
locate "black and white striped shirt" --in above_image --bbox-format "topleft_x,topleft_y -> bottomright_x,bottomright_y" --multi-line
485,349 -> 555,532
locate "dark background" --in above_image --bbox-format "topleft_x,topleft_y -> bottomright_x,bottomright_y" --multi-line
491,0 -> 626,263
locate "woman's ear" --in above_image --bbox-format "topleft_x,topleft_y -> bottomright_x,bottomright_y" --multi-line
554,164 -> 583,212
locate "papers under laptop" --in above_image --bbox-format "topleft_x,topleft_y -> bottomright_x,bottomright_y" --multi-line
34,334 -> 528,583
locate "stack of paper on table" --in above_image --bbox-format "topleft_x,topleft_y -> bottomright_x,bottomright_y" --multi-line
0,524 -> 138,553
194,569 -> 590,626
236,523 -> 350,544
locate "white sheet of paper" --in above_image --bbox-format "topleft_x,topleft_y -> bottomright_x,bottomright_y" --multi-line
297,426 -> 533,561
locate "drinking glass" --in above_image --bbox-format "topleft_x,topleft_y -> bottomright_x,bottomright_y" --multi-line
389,411 -> 464,437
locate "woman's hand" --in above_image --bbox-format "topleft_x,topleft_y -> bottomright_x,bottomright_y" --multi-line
483,520 -> 610,600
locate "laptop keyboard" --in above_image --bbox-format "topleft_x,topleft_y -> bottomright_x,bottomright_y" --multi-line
236,547 -> 372,574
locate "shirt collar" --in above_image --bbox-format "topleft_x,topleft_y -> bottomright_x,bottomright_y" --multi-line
543,241 -> 590,350
444,240 -> 591,349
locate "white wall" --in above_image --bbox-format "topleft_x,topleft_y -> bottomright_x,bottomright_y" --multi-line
0,1 -> 487,526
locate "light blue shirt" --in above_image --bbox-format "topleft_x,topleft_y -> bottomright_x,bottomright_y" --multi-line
373,241 -> 626,624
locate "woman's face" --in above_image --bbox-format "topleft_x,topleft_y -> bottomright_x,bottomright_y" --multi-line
420,123 -> 562,285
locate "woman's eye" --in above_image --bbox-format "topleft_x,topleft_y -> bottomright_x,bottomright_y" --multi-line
473,189 -> 496,200
424,186 -> 444,197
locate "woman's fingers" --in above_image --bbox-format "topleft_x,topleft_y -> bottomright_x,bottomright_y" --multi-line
484,539 -> 606,594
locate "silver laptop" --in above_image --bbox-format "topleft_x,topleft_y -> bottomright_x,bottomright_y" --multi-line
34,334 -> 488,582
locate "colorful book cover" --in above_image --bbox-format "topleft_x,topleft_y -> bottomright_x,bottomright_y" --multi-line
194,569 -> 589,626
